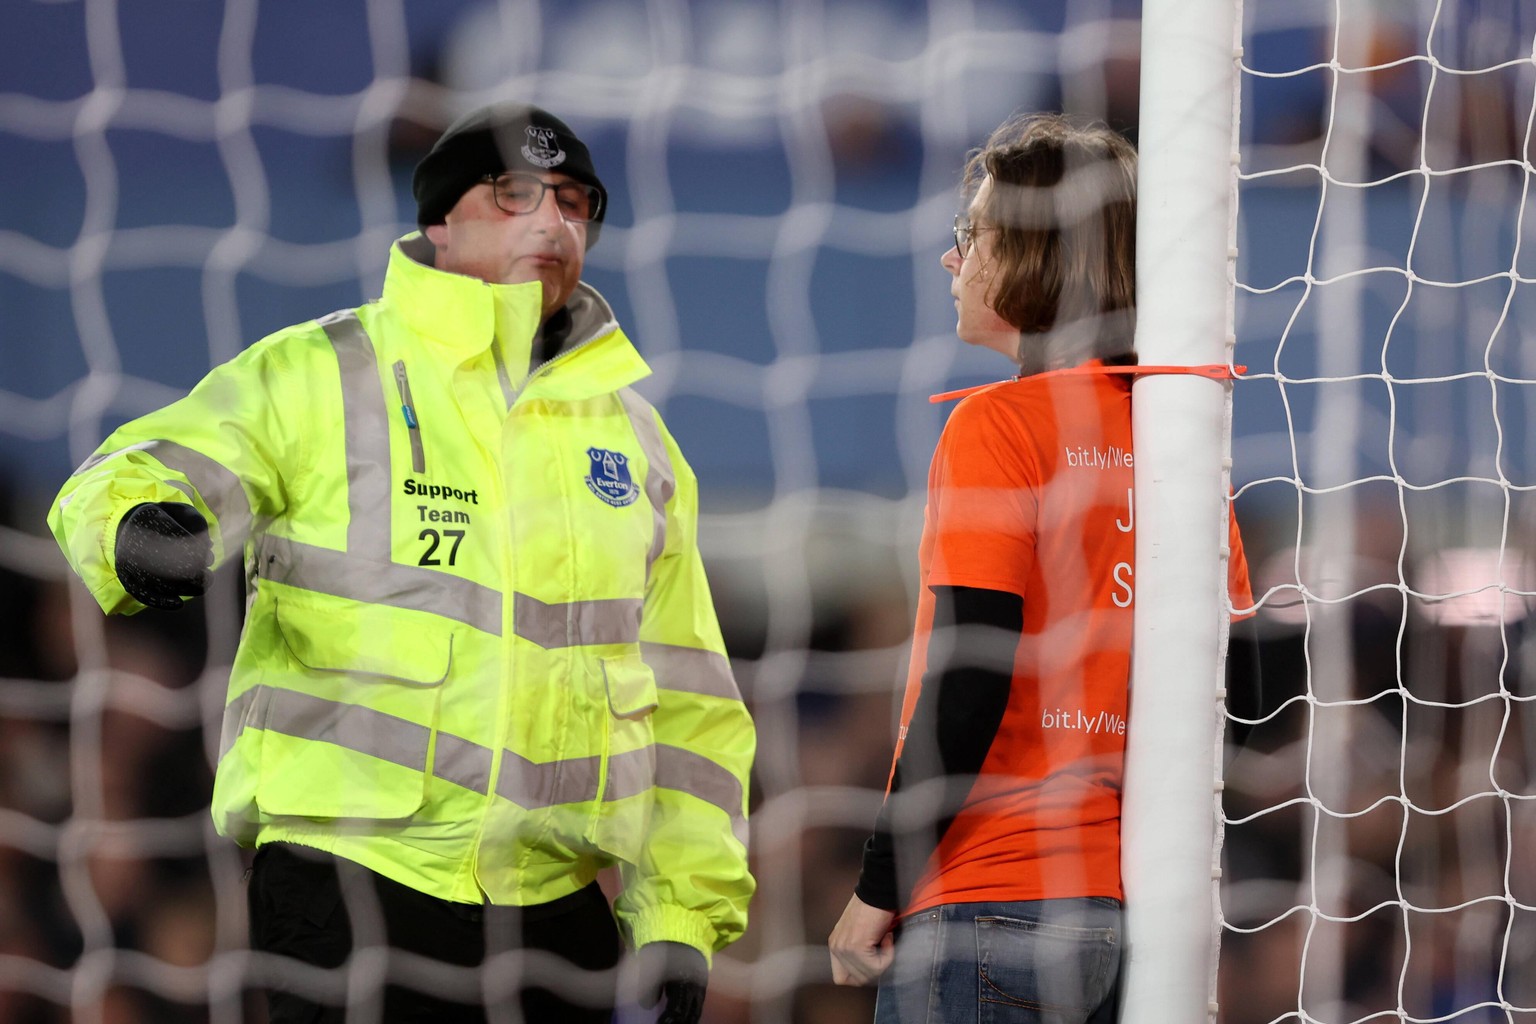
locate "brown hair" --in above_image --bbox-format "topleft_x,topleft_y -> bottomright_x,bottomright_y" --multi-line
963,112 -> 1138,373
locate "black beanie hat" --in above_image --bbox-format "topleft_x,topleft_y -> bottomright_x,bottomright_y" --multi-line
412,102 -> 607,244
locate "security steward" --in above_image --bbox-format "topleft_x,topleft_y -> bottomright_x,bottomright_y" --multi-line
48,102 -> 755,1023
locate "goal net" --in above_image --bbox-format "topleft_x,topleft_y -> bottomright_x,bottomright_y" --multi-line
1220,2 -> 1536,1022
0,0 -> 1530,1022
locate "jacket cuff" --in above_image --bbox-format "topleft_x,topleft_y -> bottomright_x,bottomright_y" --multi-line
626,904 -> 719,965
92,500 -> 154,614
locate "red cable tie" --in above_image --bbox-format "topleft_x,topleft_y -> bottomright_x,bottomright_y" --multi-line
929,363 -> 1247,404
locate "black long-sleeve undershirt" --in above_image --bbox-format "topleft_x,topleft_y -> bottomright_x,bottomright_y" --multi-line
855,585 -> 1023,912
1225,614 -> 1263,749
854,586 -> 1265,913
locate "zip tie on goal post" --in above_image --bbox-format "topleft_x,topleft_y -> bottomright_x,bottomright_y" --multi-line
928,363 -> 1247,404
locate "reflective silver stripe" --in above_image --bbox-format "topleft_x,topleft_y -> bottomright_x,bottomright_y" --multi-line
433,732 -> 495,794
641,642 -> 741,701
218,683 -> 495,795
496,749 -> 602,808
266,689 -> 431,773
603,747 -> 656,802
258,535 -> 503,636
513,593 -> 642,648
78,440 -> 254,554
218,685 -> 261,761
656,744 -> 748,843
618,388 -> 675,572
318,311 -> 392,561
218,685 -> 672,813
74,441 -> 150,477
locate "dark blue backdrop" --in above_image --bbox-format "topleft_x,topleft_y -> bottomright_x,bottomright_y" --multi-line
4,0 -> 1527,512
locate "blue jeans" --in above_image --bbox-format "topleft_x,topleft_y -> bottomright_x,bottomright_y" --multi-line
873,898 -> 1122,1024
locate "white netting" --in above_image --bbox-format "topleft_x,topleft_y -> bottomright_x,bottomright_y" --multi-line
1224,1 -> 1536,1022
11,0 -> 1532,1021
0,1 -> 1146,1021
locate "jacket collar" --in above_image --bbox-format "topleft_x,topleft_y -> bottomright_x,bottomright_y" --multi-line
381,233 -> 650,399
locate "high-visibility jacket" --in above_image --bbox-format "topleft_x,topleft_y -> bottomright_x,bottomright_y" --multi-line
48,233 -> 756,959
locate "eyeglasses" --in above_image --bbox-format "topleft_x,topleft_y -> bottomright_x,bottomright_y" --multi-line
482,171 -> 603,223
952,214 -> 992,258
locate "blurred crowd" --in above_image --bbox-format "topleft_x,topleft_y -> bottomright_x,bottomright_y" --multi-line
4,467 -> 1535,1022
0,478 -> 228,1023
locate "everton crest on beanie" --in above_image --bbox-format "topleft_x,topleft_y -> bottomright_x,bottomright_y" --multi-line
412,102 -> 608,242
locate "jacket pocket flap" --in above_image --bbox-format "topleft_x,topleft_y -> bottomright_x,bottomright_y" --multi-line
275,591 -> 454,685
602,654 -> 658,719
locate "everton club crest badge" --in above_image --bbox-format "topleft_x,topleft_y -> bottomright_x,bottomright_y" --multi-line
585,447 -> 639,507
521,126 -> 566,169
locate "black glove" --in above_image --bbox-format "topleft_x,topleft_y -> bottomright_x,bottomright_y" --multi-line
636,941 -> 708,1024
113,502 -> 212,610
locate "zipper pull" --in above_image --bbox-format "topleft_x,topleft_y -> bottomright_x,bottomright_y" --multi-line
393,360 -> 427,474
394,362 -> 417,425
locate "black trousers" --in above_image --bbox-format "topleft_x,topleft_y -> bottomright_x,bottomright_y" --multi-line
247,843 -> 621,1024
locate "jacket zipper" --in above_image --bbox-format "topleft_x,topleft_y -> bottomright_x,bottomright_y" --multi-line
516,329 -> 608,400
393,360 -> 426,474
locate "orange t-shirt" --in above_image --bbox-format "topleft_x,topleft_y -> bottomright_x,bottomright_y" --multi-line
890,367 -> 1253,915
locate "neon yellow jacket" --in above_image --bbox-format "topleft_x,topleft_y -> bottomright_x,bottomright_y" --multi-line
48,233 -> 755,959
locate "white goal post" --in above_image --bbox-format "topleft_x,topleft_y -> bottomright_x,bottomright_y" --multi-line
1120,0 -> 1242,1019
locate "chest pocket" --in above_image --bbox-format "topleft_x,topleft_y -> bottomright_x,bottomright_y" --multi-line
594,652 -> 658,857
602,653 -> 658,720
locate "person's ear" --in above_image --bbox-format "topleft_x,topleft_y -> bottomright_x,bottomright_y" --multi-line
424,222 -> 448,247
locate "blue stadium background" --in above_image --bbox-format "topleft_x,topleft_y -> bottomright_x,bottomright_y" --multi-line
7,0 -> 1515,517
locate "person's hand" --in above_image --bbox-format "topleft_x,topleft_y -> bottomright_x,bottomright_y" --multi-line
113,502 -> 212,610
828,893 -> 897,986
635,941 -> 708,1024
